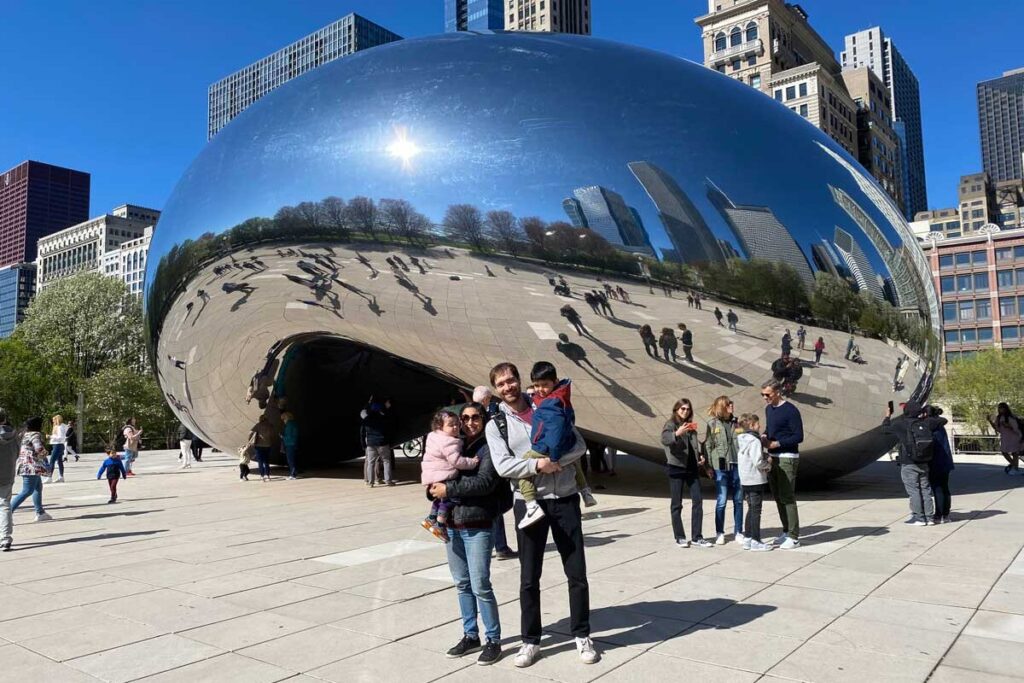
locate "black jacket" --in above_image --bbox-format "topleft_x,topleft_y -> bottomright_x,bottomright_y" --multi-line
361,409 -> 393,447
444,434 -> 502,528
883,414 -> 948,466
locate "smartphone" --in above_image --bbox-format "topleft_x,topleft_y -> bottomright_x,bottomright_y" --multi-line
887,400 -> 894,414
718,457 -> 727,471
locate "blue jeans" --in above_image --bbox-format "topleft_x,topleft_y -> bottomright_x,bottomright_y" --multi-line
11,475 -> 44,515
715,467 -> 744,535
123,449 -> 137,472
48,444 -> 65,477
254,447 -> 271,478
446,527 -> 500,643
284,444 -> 297,477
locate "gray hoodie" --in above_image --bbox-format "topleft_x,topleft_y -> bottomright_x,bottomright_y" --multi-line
0,425 -> 19,489
486,401 -> 586,500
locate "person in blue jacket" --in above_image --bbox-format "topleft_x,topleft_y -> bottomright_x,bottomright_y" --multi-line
517,362 -> 596,529
97,451 -> 127,504
281,412 -> 299,480
928,406 -> 954,524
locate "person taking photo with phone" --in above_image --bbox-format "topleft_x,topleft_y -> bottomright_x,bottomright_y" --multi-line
661,398 -> 712,548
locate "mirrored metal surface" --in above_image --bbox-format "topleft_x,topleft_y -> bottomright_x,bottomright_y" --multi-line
145,32 -> 939,480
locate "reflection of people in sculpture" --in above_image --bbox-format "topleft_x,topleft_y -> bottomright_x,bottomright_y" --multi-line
726,309 -> 738,332
844,335 -> 855,359
771,354 -> 803,395
658,327 -> 678,363
616,286 -> 630,303
560,304 -> 587,336
638,325 -> 658,357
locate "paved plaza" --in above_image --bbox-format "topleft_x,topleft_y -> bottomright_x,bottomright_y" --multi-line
0,449 -> 1021,682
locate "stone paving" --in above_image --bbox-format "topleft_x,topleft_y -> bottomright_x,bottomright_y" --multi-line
0,449 -> 1021,682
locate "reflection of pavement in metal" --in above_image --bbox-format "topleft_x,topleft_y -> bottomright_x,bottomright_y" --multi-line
157,242 -> 918,479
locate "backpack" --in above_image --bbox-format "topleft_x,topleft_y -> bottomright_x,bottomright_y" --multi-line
906,418 -> 934,463
490,412 -> 516,514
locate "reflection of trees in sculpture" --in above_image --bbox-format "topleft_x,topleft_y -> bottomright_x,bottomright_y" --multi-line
320,196 -> 350,240
486,210 -> 522,257
347,196 -> 378,240
810,272 -> 860,330
443,204 -> 488,252
697,259 -> 809,319
380,198 -> 430,245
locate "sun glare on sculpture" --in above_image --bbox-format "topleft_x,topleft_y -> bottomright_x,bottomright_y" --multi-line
387,129 -> 420,169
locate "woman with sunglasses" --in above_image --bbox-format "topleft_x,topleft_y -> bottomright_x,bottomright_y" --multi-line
660,398 -> 712,548
428,402 -> 506,666
705,396 -> 744,545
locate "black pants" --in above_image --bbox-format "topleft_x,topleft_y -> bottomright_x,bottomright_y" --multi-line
669,475 -> 703,540
568,319 -> 586,336
239,463 -> 250,479
662,347 -> 677,362
514,496 -> 590,643
931,470 -> 951,518
644,342 -> 657,357
743,484 -> 768,542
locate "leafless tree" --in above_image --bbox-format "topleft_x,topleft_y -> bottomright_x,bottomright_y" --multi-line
520,216 -> 548,253
347,196 -> 378,239
485,210 -> 522,257
274,205 -> 302,231
319,196 -> 350,239
443,204 -> 488,252
380,198 -> 415,243
295,201 -> 323,231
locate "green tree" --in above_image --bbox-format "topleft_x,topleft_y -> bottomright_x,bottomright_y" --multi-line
936,350 -> 1024,433
84,365 -> 175,450
0,337 -> 69,424
811,272 -> 861,330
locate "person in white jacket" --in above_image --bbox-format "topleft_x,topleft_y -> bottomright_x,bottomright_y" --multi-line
43,415 -> 68,484
736,413 -> 773,552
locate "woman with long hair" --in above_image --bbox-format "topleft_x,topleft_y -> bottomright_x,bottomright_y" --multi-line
660,398 -> 711,548
11,416 -> 53,522
44,415 -> 67,484
988,402 -> 1023,475
705,396 -> 743,545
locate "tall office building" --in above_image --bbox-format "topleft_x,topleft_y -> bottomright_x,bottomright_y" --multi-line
0,263 -> 36,338
0,161 -> 90,270
840,67 -> 902,208
445,0 -> 505,32
207,14 -> 402,139
695,0 -> 858,156
505,0 -> 590,34
101,226 -> 154,298
628,161 -> 724,265
833,226 -> 883,300
977,67 -> 1024,183
842,27 -> 928,219
570,185 -> 652,253
562,197 -> 588,228
36,204 -> 160,292
705,178 -> 815,290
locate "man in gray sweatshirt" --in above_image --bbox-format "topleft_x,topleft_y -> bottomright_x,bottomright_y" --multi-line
0,411 -> 20,551
485,362 -> 599,669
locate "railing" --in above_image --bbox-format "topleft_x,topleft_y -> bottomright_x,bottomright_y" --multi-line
710,39 -> 763,65
952,433 -> 1002,455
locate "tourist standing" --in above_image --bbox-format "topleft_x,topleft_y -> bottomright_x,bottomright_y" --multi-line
0,411 -> 19,551
883,401 -> 946,525
178,423 -> 194,469
704,396 -> 743,545
121,418 -> 142,476
485,362 -> 599,668
726,309 -> 738,332
661,398 -> 712,548
796,326 -> 806,350
362,401 -> 395,486
560,304 -> 587,336
431,402 -> 504,666
713,307 -> 724,326
781,330 -> 792,357
813,337 -> 825,364
251,415 -> 275,482
678,324 -> 694,362
762,380 -> 803,548
65,420 -> 79,462
639,325 -> 658,358
10,417 -> 52,523
988,403 -> 1022,475
44,415 -> 67,483
929,406 -> 954,524
658,327 -> 678,363
281,412 -> 299,479
735,413 -> 772,551
845,335 -> 855,360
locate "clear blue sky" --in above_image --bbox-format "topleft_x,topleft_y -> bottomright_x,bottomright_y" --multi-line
1,0 -> 1019,216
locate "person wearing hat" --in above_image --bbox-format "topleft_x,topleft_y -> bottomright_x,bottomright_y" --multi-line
0,410 -> 19,551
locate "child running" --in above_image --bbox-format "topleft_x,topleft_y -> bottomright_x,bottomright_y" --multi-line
736,413 -> 773,552
518,361 -> 596,530
420,410 -> 479,542
96,450 -> 127,504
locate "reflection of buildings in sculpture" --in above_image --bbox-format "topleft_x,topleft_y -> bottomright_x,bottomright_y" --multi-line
812,240 -> 856,289
661,248 -> 681,263
829,184 -> 923,312
569,185 -> 654,254
704,179 -> 815,290
817,141 -> 937,323
718,239 -> 742,260
833,225 -> 884,300
627,161 -> 724,266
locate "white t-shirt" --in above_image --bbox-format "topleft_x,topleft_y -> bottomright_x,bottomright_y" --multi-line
49,424 -> 67,445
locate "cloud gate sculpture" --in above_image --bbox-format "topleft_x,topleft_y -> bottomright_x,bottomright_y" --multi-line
145,32 -> 939,481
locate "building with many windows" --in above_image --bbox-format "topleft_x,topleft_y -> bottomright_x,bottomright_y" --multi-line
912,173 -> 1024,242
841,66 -> 902,208
445,0 -> 505,32
0,161 -> 90,269
695,0 -> 858,156
977,67 -> 1024,184
924,227 -> 1024,364
101,226 -> 153,297
842,27 -> 928,220
505,0 -> 590,34
36,205 -> 160,292
568,185 -> 652,254
207,14 -> 402,139
0,263 -> 36,338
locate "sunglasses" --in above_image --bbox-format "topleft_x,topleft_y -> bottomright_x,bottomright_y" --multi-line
461,414 -> 482,422
760,393 -> 773,398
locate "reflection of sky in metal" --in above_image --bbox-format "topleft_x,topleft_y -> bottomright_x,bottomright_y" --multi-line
147,31 -> 930,314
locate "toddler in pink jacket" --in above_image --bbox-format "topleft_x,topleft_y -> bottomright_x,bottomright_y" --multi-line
420,410 -> 479,542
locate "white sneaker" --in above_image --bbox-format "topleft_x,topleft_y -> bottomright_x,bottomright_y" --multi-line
748,540 -> 773,552
779,537 -> 801,549
41,477 -> 52,485
287,476 -> 296,480
575,637 -> 600,664
773,533 -> 788,545
54,476 -> 64,483
735,533 -> 746,544
517,503 -> 546,530
676,538 -> 690,548
179,464 -> 188,469
35,512 -> 53,522
741,538 -> 752,550
714,533 -> 725,546
581,489 -> 597,508
514,643 -> 540,668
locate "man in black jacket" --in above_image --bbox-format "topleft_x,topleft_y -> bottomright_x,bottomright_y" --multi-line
883,401 -> 947,526
361,400 -> 395,486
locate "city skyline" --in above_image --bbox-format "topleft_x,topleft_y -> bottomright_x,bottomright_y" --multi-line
1,0 -> 1020,218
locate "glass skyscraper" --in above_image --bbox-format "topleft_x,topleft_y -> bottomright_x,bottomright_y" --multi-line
445,0 -> 505,32
0,263 -> 36,338
207,14 -> 401,140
